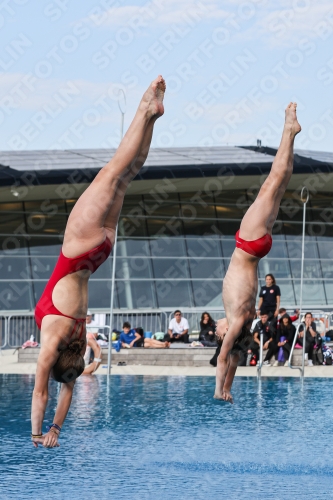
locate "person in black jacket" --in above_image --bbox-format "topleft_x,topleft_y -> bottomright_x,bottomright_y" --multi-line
199,312 -> 217,347
264,313 -> 295,366
250,310 -> 275,365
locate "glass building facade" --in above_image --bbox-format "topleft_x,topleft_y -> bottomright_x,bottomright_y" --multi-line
0,189 -> 332,312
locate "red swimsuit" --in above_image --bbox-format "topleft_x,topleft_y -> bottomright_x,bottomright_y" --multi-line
35,238 -> 112,333
235,230 -> 272,259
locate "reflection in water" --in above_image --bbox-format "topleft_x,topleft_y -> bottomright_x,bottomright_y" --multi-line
0,375 -> 332,500
71,376 -> 101,426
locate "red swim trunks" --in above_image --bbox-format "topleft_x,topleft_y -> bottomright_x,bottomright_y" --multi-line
235,230 -> 272,259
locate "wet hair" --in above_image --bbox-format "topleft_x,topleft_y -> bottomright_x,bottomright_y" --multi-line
123,321 -> 131,329
200,312 -> 214,328
265,273 -> 276,285
52,339 -> 85,383
235,324 -> 253,351
216,323 -> 252,352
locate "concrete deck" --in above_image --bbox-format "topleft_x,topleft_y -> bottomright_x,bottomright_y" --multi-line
1,349 -> 333,377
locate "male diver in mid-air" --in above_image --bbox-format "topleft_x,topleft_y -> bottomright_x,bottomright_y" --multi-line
215,103 -> 301,404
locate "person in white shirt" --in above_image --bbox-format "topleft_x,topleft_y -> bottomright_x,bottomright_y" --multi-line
86,310 -> 100,334
168,310 -> 189,343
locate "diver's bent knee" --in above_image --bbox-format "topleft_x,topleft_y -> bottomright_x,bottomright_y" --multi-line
217,353 -> 229,365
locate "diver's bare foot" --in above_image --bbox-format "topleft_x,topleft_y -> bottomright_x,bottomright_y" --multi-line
284,102 -> 301,137
141,75 -> 166,119
222,390 -> 234,404
214,390 -> 234,403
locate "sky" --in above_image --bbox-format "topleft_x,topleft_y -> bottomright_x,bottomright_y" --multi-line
1,0 -> 333,152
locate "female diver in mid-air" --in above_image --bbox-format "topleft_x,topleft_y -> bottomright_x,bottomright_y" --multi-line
31,76 -> 166,448
215,102 -> 301,404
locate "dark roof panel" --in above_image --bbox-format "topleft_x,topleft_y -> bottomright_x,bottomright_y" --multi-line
0,146 -> 272,172
0,146 -> 332,187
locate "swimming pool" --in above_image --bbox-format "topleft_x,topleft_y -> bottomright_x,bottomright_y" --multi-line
0,374 -> 332,499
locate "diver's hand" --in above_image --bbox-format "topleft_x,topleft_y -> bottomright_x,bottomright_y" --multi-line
42,430 -> 60,448
32,431 -> 60,448
216,318 -> 228,341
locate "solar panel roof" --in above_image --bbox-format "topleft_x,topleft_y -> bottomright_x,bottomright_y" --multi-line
0,146 -> 332,187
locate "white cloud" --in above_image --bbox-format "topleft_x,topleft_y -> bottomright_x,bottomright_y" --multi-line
81,0 -> 333,56
85,0 -> 229,28
0,73 -> 128,111
240,1 -> 333,48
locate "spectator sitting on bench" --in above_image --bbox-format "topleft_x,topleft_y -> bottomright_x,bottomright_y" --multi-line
119,323 -> 170,350
251,309 -> 275,365
297,312 -> 317,367
263,313 -> 295,367
167,310 -> 189,343
119,322 -> 138,349
199,312 -> 217,347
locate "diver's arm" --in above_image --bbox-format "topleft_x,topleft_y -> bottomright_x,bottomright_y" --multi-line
34,381 -> 75,449
31,343 -> 59,435
53,380 -> 75,428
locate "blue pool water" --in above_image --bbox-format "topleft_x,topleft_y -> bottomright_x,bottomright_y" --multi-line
1,374 -> 333,500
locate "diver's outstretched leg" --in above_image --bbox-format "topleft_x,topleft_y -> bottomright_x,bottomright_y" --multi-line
221,352 -> 239,404
63,76 -> 166,256
239,102 -> 301,241
103,115 -> 158,235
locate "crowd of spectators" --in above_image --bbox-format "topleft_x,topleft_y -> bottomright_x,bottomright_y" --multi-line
251,309 -> 322,367
84,272 -> 329,368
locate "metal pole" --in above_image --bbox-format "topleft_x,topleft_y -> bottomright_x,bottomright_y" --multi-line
107,89 -> 127,376
107,227 -> 118,375
118,88 -> 126,141
300,187 -> 309,378
288,322 -> 305,377
120,112 -> 124,142
257,333 -> 263,380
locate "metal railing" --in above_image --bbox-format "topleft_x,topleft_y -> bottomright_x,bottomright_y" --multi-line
0,310 -> 332,353
7,314 -> 39,348
0,316 -> 7,350
288,322 -> 306,377
257,322 -> 307,379
0,311 -> 169,349
257,333 -> 264,379
108,310 -> 168,335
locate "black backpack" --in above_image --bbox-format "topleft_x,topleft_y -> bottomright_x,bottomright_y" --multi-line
313,335 -> 323,365
325,330 -> 333,341
313,346 -> 323,365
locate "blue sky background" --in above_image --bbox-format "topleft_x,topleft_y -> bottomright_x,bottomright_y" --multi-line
1,0 -> 333,152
